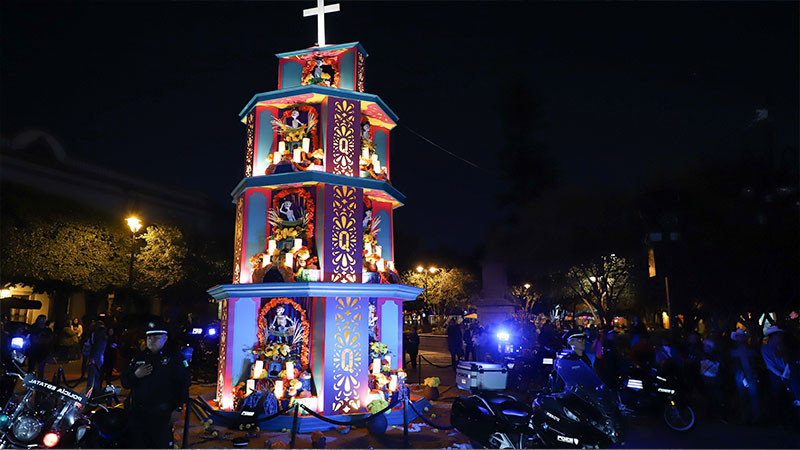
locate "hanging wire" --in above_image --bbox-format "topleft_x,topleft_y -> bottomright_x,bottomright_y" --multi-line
402,125 -> 500,178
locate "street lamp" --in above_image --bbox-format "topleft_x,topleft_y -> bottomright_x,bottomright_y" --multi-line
416,265 -> 437,306
126,216 -> 142,290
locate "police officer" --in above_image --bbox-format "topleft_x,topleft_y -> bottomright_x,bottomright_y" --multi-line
121,320 -> 190,449
550,327 -> 594,391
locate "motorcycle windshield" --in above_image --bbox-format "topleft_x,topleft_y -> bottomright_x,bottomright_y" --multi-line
556,358 -> 616,414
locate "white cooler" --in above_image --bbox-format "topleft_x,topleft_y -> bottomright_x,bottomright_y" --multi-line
456,361 -> 509,392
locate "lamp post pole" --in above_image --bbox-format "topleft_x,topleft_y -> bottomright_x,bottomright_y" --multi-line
416,265 -> 437,324
125,217 -> 142,291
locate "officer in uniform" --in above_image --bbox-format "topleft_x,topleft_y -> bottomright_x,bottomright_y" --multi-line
121,320 -> 190,449
550,327 -> 594,391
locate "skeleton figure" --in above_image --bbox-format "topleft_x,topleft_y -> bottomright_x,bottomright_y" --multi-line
368,303 -> 378,340
279,200 -> 296,221
269,305 -> 296,343
363,209 -> 372,229
287,109 -> 305,129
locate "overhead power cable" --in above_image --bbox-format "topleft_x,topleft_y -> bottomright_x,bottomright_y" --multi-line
402,124 -> 499,177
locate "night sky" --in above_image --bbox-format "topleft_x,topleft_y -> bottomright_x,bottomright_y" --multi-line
2,1 -> 797,256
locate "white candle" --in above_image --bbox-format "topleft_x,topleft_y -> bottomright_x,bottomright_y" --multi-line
267,239 -> 276,255
377,259 -> 385,272
389,375 -> 398,392
372,358 -> 380,376
302,138 -> 310,152
375,245 -> 382,257
262,255 -> 270,268
274,380 -> 284,399
278,141 -> 286,153
286,361 -> 294,379
293,238 -> 303,251
373,159 -> 381,173
273,151 -> 281,165
293,148 -> 301,163
246,379 -> 255,396
362,148 -> 370,161
285,253 -> 294,269
365,242 -> 372,255
253,360 -> 264,379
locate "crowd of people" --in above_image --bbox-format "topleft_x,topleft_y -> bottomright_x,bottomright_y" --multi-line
411,314 -> 800,427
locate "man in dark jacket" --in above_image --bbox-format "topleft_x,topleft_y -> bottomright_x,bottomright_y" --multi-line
551,328 -> 593,391
405,327 -> 420,369
122,320 -> 190,449
85,319 -> 107,398
27,315 -> 53,379
446,319 -> 463,370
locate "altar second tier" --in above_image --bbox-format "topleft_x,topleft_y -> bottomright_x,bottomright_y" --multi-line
231,172 -> 404,285
207,283 -> 422,415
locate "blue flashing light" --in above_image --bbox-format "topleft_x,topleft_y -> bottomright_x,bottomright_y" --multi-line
10,337 -> 25,349
497,331 -> 510,342
190,328 -> 203,335
207,327 -> 218,337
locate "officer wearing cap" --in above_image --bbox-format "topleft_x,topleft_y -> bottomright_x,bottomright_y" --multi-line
550,327 -> 594,391
121,319 -> 190,449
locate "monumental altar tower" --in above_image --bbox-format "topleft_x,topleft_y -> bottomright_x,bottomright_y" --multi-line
207,2 -> 421,416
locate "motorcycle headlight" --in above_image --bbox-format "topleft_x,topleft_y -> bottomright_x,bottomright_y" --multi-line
562,407 -> 579,422
12,415 -> 42,442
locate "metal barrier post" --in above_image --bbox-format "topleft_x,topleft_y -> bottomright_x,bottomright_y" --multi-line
289,403 -> 299,448
418,354 -> 422,384
182,397 -> 191,448
403,394 -> 410,448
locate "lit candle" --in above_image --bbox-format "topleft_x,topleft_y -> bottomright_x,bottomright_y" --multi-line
253,360 -> 264,379
376,259 -> 385,272
375,245 -> 382,258
268,239 -> 276,255
285,253 -> 294,269
302,138 -> 310,152
372,154 -> 381,172
389,375 -> 398,392
274,380 -> 284,399
293,238 -> 303,251
278,141 -> 286,153
372,358 -> 380,376
293,148 -> 301,163
286,361 -> 294,379
273,151 -> 281,165
365,242 -> 373,255
362,148 -> 370,161
262,255 -> 270,268
246,379 -> 255,396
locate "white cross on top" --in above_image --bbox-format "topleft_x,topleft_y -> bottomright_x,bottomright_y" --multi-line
303,0 -> 340,48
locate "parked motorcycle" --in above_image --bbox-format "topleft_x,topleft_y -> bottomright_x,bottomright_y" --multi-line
617,365 -> 695,431
452,358 -> 624,448
0,350 -> 122,448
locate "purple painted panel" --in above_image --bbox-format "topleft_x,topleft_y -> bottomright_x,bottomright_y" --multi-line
322,185 -> 363,283
325,97 -> 361,176
323,296 -> 369,415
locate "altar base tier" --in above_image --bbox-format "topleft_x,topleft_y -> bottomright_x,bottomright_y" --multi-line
208,282 -> 421,415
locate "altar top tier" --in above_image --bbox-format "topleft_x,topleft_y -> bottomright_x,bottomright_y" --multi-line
276,42 -> 367,93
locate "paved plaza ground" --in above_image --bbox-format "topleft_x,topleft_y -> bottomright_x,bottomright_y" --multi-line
24,337 -> 800,449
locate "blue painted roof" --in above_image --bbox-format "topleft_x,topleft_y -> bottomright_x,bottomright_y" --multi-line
238,85 -> 399,123
207,282 -> 422,301
275,42 -> 368,59
230,171 -> 406,206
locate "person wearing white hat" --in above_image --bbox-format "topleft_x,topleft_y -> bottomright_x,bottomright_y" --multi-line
760,325 -> 800,414
729,329 -> 760,423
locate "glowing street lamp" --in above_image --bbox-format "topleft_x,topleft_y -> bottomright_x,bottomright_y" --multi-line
416,265 -> 438,309
126,216 -> 143,290
523,283 -> 531,290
